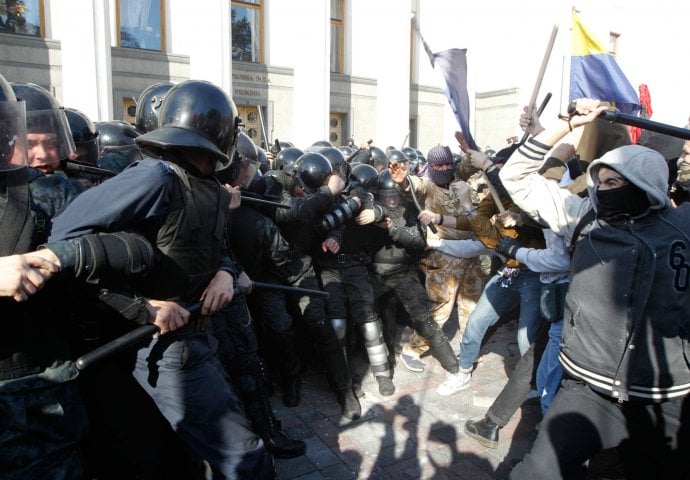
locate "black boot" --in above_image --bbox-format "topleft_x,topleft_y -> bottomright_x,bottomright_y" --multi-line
336,388 -> 361,420
234,365 -> 306,459
281,374 -> 301,408
310,320 -> 362,418
268,329 -> 302,407
261,417 -> 306,459
464,416 -> 500,449
425,328 -> 459,373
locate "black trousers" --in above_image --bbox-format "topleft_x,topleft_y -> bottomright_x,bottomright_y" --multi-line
510,377 -> 690,480
486,320 -> 550,426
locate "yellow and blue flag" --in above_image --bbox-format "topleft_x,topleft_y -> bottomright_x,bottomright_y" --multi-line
570,11 -> 640,114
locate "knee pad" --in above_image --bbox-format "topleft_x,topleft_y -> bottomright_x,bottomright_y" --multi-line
330,318 -> 347,341
360,321 -> 382,343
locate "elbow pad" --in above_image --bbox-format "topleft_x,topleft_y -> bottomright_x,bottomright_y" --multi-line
43,232 -> 157,283
319,198 -> 361,232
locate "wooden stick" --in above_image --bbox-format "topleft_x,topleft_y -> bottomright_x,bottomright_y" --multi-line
527,24 -> 559,115
479,171 -> 506,214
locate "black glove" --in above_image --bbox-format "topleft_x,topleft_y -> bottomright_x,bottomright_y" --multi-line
494,236 -> 520,260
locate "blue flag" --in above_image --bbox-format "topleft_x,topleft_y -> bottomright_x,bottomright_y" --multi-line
570,12 -> 640,115
431,48 -> 478,151
413,18 -> 478,150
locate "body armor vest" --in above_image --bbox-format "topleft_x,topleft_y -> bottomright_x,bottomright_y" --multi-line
146,162 -> 230,303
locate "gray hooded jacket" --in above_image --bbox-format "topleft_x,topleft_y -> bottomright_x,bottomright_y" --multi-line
500,140 -> 690,402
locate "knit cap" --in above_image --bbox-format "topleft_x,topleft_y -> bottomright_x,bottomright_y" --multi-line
427,145 -> 453,166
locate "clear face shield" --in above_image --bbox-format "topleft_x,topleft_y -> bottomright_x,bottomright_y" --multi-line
0,100 -> 28,171
26,108 -> 76,173
377,188 -> 403,209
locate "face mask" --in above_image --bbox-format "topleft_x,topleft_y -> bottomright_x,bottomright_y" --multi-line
428,165 -> 455,187
596,182 -> 651,219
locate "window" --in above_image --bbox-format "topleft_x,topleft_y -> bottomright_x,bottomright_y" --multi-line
0,0 -> 43,37
330,0 -> 343,73
609,32 -> 620,56
329,113 -> 343,145
117,0 -> 164,51
237,105 -> 263,146
232,0 -> 262,63
123,97 -> 137,125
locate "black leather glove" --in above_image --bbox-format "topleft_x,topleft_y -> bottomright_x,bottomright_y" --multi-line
494,236 -> 520,260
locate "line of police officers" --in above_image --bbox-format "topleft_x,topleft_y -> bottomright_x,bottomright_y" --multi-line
0,71 -> 460,479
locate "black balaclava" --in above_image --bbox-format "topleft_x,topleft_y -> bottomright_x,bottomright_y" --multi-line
596,181 -> 651,219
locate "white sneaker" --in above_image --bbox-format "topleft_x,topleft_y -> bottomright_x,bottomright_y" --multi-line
436,371 -> 471,396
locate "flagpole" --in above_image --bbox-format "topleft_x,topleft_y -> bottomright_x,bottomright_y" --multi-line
527,24 -> 559,116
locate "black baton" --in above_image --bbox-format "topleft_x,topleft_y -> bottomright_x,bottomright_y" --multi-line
75,302 -> 202,371
519,92 -> 553,145
567,102 -> 690,141
251,281 -> 329,298
61,160 -> 118,178
407,174 -> 437,234
240,194 -> 290,209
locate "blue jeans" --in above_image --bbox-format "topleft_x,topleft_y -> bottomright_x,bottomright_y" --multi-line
459,268 -> 544,370
536,319 -> 564,413
132,330 -> 274,479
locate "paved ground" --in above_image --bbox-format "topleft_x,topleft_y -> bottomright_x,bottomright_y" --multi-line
270,320 -> 627,480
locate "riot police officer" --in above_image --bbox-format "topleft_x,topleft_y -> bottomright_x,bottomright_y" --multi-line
369,169 -> 460,376
309,161 -> 397,397
49,80 -> 275,479
269,152 -> 363,419
0,71 -> 90,480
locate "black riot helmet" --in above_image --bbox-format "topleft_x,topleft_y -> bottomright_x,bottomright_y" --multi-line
386,148 -> 406,164
65,107 -> 99,164
319,147 -> 345,172
0,73 -> 27,170
376,169 -> 403,208
257,147 -> 270,174
216,131 -> 258,187
349,163 -> 378,192
402,146 -> 418,162
273,146 -> 303,175
312,140 -> 333,149
369,146 -> 387,171
11,82 -> 75,162
136,80 -> 239,169
294,152 -> 332,194
350,148 -> 370,164
135,82 -> 174,133
270,140 -> 293,154
95,120 -> 140,150
338,145 -> 354,157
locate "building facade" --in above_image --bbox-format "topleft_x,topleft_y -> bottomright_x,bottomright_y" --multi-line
1,0 -> 686,155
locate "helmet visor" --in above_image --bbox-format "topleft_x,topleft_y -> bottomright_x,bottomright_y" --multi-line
377,188 -> 402,209
26,108 -> 76,168
0,101 -> 28,171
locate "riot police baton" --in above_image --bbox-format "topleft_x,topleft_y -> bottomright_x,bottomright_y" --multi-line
518,92 -> 552,145
240,193 -> 290,209
251,281 -> 329,298
61,159 -> 118,178
407,174 -> 437,234
346,147 -> 362,163
567,102 -> 690,141
75,301 -> 202,371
